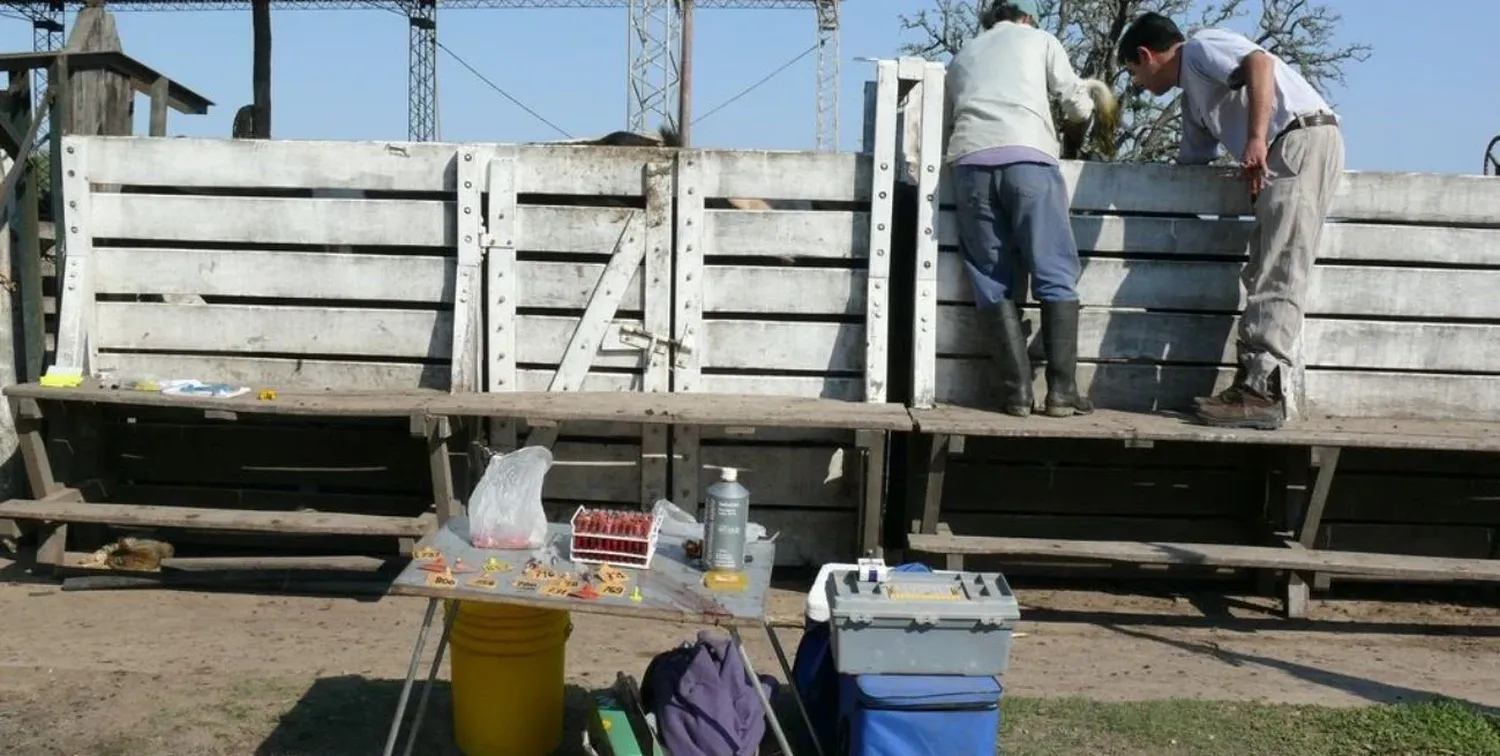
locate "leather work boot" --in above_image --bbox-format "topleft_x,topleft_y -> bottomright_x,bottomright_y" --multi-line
1194,341 -> 1251,410
1038,300 -> 1094,417
1192,384 -> 1285,430
981,301 -> 1033,417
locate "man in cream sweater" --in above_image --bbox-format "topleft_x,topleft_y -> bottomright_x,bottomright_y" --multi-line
943,0 -> 1102,418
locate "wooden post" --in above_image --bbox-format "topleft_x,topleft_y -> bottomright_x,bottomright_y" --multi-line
252,0 -> 272,138
148,77 -> 169,136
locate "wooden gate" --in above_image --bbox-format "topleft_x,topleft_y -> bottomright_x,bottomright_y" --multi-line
466,142 -> 676,518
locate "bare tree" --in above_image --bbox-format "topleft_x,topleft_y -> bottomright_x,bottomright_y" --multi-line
899,0 -> 1371,163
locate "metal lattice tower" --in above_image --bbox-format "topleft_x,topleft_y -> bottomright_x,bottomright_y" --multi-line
0,0 -> 840,149
25,1 -> 63,140
405,0 -> 438,141
813,0 -> 836,151
626,0 -> 680,134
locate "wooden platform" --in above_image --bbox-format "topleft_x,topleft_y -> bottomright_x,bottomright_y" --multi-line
3,383 -> 915,431
910,405 -> 1500,452
0,499 -> 429,537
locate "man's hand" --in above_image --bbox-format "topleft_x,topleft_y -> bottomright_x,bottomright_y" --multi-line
1241,135 -> 1269,197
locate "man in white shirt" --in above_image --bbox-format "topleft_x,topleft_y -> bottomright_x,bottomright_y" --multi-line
1118,12 -> 1346,430
943,0 -> 1103,418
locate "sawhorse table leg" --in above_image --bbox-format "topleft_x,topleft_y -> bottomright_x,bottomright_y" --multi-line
383,597 -> 454,756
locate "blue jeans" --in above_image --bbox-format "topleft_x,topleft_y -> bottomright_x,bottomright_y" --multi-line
952,162 -> 1081,307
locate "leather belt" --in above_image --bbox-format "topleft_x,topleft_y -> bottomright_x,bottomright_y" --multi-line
1275,112 -> 1339,143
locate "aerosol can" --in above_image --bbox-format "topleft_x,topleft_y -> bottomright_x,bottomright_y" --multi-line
702,466 -> 750,592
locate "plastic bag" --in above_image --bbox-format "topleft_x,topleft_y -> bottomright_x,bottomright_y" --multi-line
468,446 -> 553,550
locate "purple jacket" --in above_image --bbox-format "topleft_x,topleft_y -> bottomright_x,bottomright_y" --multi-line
641,630 -> 777,756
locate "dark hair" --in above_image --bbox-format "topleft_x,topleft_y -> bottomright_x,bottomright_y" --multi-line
980,2 -> 1029,30
1117,12 -> 1185,65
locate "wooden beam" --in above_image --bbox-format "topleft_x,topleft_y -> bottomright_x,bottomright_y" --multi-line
905,533 -> 1500,583
0,500 -> 429,537
0,51 -> 213,114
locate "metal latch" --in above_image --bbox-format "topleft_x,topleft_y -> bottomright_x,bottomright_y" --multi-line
618,324 -> 693,369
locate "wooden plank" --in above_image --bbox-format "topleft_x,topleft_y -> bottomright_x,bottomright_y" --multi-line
1304,371 -> 1500,422
519,260 -> 645,311
114,483 -> 425,517
940,463 -> 1242,516
1318,522 -> 1495,559
704,267 -> 865,315
4,383 -> 917,430
515,315 -> 645,370
543,442 -> 855,511
939,307 -> 1500,373
513,143 -> 677,196
695,374 -> 866,401
938,253 -> 1500,318
94,302 -> 451,360
89,194 -> 453,247
700,320 -> 864,373
93,247 -> 454,302
520,205 -> 642,254
77,136 -> 457,191
936,359 -> 1237,413
108,421 -> 429,490
911,404 -> 1500,453
938,215 -> 1500,267
703,209 -> 869,259
936,160 -> 1500,226
905,533 -> 1500,582
0,499 -> 428,536
697,444 -> 854,510
694,150 -> 872,202
90,353 -> 447,391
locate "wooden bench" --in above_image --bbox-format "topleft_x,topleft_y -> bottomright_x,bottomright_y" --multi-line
890,58 -> 1500,617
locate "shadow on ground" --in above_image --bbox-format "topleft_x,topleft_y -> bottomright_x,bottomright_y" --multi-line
255,675 -> 817,756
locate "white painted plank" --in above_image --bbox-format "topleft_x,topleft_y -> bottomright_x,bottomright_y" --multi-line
1305,321 -> 1500,372
704,266 -> 866,316
487,152 -> 520,401
938,306 -> 1238,365
517,370 -> 641,393
72,135 -> 457,191
93,247 -> 454,302
672,154 -> 708,510
936,159 -> 1500,225
89,194 -> 452,247
937,253 -> 1500,318
540,442 -> 643,504
911,61 -> 946,409
936,358 -> 1237,412
864,59 -> 899,406
513,144 -> 663,196
542,211 -> 647,392
694,150 -> 872,202
55,139 -> 97,372
639,158 -> 675,505
518,261 -> 644,311
698,374 -> 865,401
94,302 -> 451,359
94,353 -> 445,390
1305,371 -> 1500,422
940,306 -> 1500,373
937,213 -> 1500,266
700,320 -> 864,373
515,315 -> 645,370
520,205 -> 641,254
703,209 -> 870,259
452,147 -> 488,393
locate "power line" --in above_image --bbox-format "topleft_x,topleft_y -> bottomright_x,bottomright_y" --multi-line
435,39 -> 574,139
692,42 -> 816,126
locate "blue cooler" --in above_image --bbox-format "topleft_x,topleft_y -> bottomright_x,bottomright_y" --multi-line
837,674 -> 1002,756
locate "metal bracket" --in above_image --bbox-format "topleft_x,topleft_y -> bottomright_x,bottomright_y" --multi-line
619,324 -> 693,369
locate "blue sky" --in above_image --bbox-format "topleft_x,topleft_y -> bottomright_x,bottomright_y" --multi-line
1,0 -> 1496,175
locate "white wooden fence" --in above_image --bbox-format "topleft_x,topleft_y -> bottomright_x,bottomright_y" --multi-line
900,59 -> 1500,423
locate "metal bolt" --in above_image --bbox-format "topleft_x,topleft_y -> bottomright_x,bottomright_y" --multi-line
66,146 -> 74,154
464,181 -> 472,189
464,234 -> 472,243
464,153 -> 473,161
878,223 -> 886,231
924,261 -> 932,268
879,190 -> 888,199
880,162 -> 889,170
464,207 -> 472,214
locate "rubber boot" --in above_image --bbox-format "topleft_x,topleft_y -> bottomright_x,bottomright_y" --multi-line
1039,300 -> 1094,417
981,301 -> 1033,417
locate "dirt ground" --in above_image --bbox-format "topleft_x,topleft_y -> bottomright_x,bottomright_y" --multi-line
3,552 -> 1499,755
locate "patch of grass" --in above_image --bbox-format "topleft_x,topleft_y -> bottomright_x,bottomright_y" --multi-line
1001,696 -> 1500,756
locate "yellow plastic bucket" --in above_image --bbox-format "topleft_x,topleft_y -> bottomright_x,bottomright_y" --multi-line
447,600 -> 570,756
